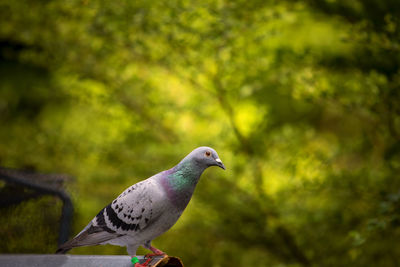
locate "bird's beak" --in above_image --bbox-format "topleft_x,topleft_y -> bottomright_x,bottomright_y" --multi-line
215,158 -> 226,170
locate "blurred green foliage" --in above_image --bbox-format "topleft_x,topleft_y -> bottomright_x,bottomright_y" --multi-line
1,0 -> 400,266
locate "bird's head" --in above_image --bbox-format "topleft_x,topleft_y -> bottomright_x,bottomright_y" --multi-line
189,146 -> 226,170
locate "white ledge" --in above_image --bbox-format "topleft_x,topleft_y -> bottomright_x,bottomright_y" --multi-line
0,254 -> 183,267
0,254 -> 135,267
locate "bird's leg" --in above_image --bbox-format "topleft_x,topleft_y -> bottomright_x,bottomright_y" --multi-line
128,245 -> 148,266
145,246 -> 166,258
150,246 -> 165,255
142,241 -> 166,258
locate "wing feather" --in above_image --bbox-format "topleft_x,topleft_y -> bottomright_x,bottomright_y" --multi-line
56,178 -> 159,254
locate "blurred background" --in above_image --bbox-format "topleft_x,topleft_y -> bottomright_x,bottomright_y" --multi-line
0,0 -> 400,266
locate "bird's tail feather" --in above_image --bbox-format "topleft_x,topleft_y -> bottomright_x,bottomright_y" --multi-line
56,247 -> 72,254
55,225 -> 120,254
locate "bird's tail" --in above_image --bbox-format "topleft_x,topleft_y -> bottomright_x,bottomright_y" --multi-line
56,247 -> 71,254
55,235 -> 80,254
55,224 -> 119,254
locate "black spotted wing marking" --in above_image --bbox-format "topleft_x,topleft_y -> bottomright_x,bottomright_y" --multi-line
94,206 -> 116,233
105,181 -> 154,233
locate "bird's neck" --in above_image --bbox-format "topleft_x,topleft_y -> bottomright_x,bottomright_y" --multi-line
161,159 -> 205,209
170,159 -> 203,189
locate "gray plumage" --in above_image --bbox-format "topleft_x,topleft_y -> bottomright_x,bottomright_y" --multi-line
56,146 -> 225,256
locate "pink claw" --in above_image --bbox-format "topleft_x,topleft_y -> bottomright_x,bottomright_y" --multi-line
146,246 -> 166,257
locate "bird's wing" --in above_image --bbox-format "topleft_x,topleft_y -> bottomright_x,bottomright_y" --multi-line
56,178 -> 159,254
101,179 -> 156,233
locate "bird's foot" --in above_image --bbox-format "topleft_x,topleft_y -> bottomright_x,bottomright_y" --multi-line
132,256 -> 152,267
145,246 -> 166,258
134,259 -> 151,267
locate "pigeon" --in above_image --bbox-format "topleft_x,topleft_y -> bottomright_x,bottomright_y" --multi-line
56,146 -> 225,266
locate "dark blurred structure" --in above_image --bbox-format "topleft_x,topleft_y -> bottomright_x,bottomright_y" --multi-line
0,167 -> 73,245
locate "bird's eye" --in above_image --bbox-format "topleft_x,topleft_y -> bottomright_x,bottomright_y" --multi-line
205,151 -> 211,157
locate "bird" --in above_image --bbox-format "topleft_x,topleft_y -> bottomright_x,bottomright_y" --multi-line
56,146 -> 225,267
